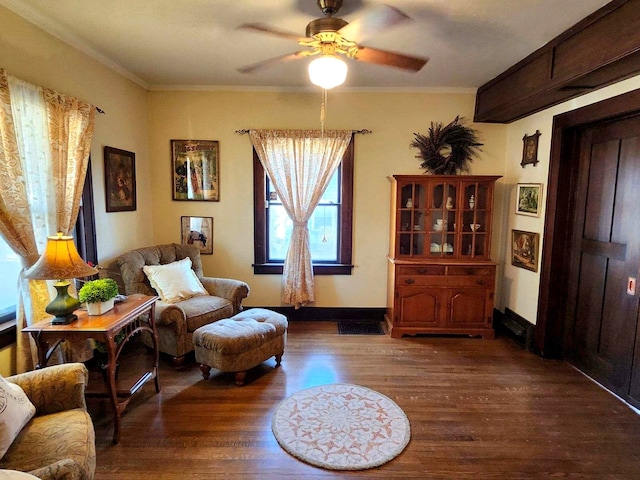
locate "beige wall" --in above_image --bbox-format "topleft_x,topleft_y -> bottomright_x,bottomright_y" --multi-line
0,5 -> 154,262
0,5 -> 153,374
148,90 -> 507,307
0,345 -> 15,376
498,75 -> 640,324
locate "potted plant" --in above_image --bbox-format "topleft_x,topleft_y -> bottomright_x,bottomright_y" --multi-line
78,278 -> 119,315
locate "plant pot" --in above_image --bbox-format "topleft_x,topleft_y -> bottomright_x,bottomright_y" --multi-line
86,298 -> 115,316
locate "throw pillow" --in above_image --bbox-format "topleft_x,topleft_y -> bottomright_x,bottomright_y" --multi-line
142,257 -> 208,304
0,375 -> 36,458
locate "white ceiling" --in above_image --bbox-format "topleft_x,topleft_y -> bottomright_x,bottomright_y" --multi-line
1,0 -> 612,91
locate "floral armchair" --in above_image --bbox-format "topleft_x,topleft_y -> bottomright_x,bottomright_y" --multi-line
112,243 -> 250,367
0,363 -> 95,480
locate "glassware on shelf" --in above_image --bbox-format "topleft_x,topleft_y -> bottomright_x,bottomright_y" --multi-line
405,198 -> 413,208
446,196 -> 454,209
469,194 -> 475,209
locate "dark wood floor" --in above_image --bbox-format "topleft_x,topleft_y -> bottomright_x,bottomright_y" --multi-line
88,322 -> 640,479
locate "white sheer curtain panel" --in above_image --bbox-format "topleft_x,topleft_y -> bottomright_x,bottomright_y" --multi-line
250,129 -> 352,308
0,70 -> 96,372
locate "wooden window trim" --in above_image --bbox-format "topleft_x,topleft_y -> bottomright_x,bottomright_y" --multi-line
253,138 -> 354,275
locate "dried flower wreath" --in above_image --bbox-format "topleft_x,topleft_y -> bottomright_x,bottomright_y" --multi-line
411,116 -> 483,175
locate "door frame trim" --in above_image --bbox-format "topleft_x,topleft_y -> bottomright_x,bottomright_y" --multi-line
536,87 -> 640,357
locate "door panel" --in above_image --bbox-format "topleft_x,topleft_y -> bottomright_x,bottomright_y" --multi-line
448,288 -> 487,326
398,288 -> 440,326
569,116 -> 640,400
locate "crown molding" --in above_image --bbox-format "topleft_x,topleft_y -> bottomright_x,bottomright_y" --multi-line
148,84 -> 477,94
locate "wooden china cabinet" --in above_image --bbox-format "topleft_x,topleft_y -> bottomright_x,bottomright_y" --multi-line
386,175 -> 501,339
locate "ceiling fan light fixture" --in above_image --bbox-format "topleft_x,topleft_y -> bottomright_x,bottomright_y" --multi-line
308,55 -> 347,89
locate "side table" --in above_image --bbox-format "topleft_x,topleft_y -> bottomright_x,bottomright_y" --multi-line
24,294 -> 159,444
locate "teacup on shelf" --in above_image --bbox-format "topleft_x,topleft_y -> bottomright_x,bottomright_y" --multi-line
469,223 -> 481,232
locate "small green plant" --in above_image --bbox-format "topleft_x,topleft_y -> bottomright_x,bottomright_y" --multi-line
78,278 -> 119,304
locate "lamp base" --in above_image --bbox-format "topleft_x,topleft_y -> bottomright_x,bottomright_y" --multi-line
51,313 -> 78,325
45,281 -> 81,325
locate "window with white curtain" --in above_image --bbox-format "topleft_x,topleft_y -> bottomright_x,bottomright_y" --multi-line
252,139 -> 354,275
0,87 -> 96,327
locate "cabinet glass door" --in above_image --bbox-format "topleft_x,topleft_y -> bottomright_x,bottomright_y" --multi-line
461,182 -> 489,258
427,181 -> 457,258
398,181 -> 426,256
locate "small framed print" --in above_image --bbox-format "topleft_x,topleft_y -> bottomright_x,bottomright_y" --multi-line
512,229 -> 540,272
104,146 -> 136,212
171,139 -> 219,201
521,130 -> 541,168
516,183 -> 542,217
181,216 -> 213,255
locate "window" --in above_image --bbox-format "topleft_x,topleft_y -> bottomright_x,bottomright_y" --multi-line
74,158 -> 98,266
0,237 -> 22,325
253,138 -> 354,275
0,158 -> 96,328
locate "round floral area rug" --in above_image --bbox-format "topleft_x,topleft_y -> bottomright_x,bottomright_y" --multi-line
271,383 -> 410,470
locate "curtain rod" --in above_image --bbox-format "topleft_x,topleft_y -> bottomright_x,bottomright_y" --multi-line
234,129 -> 371,135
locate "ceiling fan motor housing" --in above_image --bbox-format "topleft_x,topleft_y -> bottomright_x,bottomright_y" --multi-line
306,17 -> 348,37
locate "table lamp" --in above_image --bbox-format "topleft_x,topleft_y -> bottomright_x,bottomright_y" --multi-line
25,232 -> 98,324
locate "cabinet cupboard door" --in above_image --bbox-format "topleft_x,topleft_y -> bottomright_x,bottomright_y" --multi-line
397,287 -> 440,326
447,288 -> 490,327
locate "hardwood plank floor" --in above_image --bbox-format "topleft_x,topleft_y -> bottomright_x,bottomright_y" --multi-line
88,322 -> 640,479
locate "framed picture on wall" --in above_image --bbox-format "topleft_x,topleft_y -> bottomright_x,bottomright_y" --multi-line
515,183 -> 542,217
511,229 -> 540,272
171,139 -> 219,201
521,130 -> 541,168
104,146 -> 136,212
181,216 -> 213,255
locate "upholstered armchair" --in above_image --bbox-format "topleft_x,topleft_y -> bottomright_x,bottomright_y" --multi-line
113,243 -> 250,367
0,363 -> 96,480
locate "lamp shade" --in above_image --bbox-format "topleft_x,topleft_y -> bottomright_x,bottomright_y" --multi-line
25,232 -> 98,280
308,55 -> 348,89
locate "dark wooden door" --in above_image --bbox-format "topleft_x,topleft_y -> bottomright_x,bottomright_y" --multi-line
567,115 -> 640,405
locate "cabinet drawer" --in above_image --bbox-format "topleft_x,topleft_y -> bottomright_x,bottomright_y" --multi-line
447,266 -> 495,276
397,275 -> 442,286
396,265 -> 445,276
449,276 -> 494,287
397,275 -> 493,287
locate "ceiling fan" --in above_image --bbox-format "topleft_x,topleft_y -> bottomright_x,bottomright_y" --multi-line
237,0 -> 428,88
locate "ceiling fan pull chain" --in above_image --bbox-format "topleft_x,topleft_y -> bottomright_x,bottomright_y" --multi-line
320,88 -> 328,136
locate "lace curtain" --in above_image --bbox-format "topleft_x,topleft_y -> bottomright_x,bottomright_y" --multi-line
0,69 -> 96,372
250,129 -> 351,308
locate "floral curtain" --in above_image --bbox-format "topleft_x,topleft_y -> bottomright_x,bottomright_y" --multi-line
249,129 -> 351,308
0,69 -> 96,372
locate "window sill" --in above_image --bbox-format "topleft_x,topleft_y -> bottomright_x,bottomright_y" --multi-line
253,263 -> 353,275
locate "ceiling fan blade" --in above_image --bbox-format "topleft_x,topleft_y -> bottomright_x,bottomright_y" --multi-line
238,51 -> 307,74
237,23 -> 306,42
338,5 -> 412,44
354,46 -> 428,72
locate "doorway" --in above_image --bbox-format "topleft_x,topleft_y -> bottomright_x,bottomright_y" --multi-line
536,88 -> 640,409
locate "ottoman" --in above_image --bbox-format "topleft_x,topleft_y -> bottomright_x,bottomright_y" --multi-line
193,308 -> 288,385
